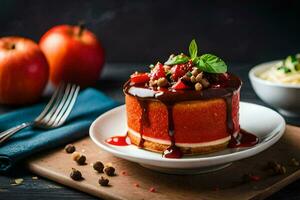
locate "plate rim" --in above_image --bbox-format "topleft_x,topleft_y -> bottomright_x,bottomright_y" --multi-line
89,102 -> 286,164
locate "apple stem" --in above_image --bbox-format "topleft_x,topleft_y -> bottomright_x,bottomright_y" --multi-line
10,44 -> 15,50
78,22 -> 85,37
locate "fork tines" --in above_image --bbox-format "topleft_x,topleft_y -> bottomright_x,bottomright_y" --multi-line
35,83 -> 80,128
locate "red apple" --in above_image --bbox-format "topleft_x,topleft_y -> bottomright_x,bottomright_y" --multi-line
0,37 -> 49,105
39,24 -> 105,87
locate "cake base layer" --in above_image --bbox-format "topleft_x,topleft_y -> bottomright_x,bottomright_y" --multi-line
128,129 -> 230,155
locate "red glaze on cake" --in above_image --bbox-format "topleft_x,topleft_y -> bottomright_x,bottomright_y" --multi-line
112,40 -> 258,158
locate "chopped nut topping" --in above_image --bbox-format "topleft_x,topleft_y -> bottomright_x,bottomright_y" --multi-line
195,83 -> 202,91
200,78 -> 210,88
196,72 -> 203,82
157,77 -> 168,87
190,76 -> 196,83
191,68 -> 199,76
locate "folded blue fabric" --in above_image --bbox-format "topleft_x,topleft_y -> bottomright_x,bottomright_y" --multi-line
0,88 -> 119,174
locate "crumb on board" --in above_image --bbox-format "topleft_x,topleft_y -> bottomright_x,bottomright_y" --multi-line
11,178 -> 24,186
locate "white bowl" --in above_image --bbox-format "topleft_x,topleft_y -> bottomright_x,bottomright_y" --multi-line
249,60 -> 300,117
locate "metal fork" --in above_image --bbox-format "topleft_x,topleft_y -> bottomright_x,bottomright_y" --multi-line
0,83 -> 80,144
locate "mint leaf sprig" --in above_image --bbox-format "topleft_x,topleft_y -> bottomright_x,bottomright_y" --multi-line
164,39 -> 227,74
165,54 -> 189,65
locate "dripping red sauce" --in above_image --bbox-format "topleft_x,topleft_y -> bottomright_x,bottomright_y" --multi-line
228,129 -> 259,148
163,145 -> 183,158
106,136 -> 131,146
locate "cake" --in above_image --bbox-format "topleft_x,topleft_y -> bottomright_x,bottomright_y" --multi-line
123,40 -> 251,158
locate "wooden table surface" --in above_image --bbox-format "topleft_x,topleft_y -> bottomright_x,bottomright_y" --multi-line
0,63 -> 300,200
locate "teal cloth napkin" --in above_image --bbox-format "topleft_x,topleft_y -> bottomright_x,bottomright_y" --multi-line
0,88 -> 119,174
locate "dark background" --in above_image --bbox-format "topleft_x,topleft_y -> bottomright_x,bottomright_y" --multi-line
0,0 -> 300,64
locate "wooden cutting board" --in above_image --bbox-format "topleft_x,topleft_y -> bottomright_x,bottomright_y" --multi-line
27,125 -> 300,200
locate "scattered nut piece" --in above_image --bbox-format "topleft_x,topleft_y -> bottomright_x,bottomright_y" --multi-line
99,176 -> 109,186
93,161 -> 104,173
76,154 -> 86,165
149,187 -> 156,192
134,183 -> 140,187
65,144 -> 76,154
195,83 -> 202,91
104,166 -> 115,176
70,168 -> 83,181
121,171 -> 127,175
72,151 -> 81,161
157,77 -> 168,87
72,152 -> 86,165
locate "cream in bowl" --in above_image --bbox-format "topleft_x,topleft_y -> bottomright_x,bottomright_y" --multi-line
249,54 -> 300,117
259,54 -> 300,84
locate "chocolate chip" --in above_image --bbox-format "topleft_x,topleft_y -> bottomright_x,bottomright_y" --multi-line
70,168 -> 83,181
104,166 -> 115,176
98,176 -> 109,186
65,144 -> 76,153
93,161 -> 104,173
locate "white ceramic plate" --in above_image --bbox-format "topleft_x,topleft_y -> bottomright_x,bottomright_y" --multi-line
89,102 -> 285,174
